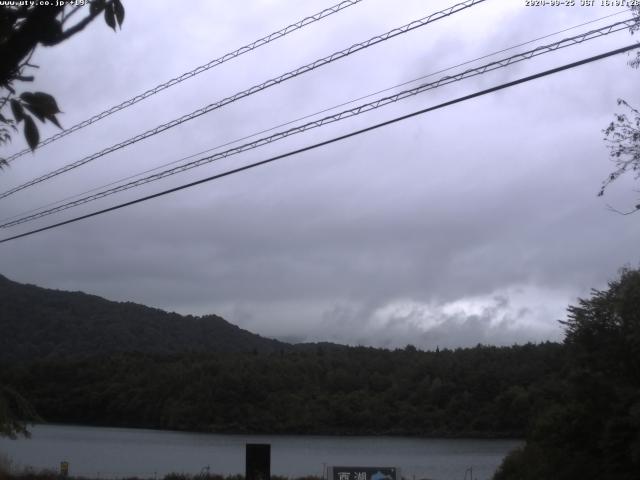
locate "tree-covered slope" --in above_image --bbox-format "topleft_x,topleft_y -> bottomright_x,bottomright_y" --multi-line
0,273 -> 567,439
494,268 -> 640,479
0,343 -> 564,437
0,274 -> 288,362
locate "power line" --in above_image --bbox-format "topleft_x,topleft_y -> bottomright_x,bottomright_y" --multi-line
3,17 -> 634,227
0,0 -> 486,200
4,0 -> 364,163
2,18 -> 636,229
2,9 -> 628,226
1,43 -> 637,245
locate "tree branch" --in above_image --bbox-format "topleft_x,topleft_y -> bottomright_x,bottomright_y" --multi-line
57,3 -> 109,42
0,6 -> 63,87
60,4 -> 84,26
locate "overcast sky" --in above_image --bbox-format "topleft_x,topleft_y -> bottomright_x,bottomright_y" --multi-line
1,0 -> 639,350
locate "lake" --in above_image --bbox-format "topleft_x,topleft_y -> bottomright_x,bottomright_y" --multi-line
0,425 -> 521,480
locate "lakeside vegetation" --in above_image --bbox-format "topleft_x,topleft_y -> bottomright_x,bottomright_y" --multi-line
494,268 -> 640,479
0,343 -> 563,438
0,272 -> 563,438
1,268 -> 640,479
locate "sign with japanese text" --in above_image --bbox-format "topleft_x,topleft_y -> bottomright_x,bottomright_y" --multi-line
332,467 -> 397,480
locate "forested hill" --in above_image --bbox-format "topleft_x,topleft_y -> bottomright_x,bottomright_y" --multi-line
1,343 -> 565,437
3,269 -> 639,476
0,273 -> 567,439
0,274 -> 289,362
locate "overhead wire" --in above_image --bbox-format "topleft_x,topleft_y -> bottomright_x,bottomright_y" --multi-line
2,8 -> 629,225
4,0 -> 365,163
2,43 -> 638,245
0,0 -> 487,200
1,17 -> 637,229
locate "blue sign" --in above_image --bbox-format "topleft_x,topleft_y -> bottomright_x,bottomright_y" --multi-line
332,467 -> 397,480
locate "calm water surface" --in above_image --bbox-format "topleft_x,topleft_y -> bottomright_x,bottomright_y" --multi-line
0,425 -> 521,480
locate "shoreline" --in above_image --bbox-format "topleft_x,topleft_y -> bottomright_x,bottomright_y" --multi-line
19,422 -> 525,441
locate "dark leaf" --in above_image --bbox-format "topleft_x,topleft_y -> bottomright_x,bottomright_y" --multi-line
23,115 -> 39,151
10,99 -> 24,122
90,0 -> 106,16
26,105 -> 44,123
113,0 -> 125,27
22,92 -> 63,128
46,114 -> 62,129
23,104 -> 45,122
104,4 -> 116,31
39,20 -> 63,46
20,92 -> 61,115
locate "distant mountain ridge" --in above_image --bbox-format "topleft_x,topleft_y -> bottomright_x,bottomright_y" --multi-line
0,274 -> 570,440
0,274 -> 291,362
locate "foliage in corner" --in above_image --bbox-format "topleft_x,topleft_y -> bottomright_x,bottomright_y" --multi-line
0,0 -> 125,168
0,385 -> 40,439
494,267 -> 640,480
630,6 -> 640,70
599,6 -> 640,214
600,99 -> 640,209
0,0 -> 124,439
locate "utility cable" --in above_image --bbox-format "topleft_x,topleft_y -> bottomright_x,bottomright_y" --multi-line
2,8 -> 628,226
1,18 -> 636,229
0,0 -> 486,200
4,0 -> 365,163
1,42 -> 637,245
